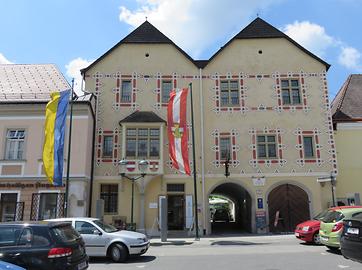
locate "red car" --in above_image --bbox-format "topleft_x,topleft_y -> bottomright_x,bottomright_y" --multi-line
295,206 -> 361,244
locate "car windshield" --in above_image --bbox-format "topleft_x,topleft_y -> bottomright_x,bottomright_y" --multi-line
322,210 -> 344,223
93,220 -> 118,233
313,209 -> 329,221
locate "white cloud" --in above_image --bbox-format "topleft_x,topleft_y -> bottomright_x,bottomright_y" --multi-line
65,57 -> 93,95
119,0 -> 283,57
338,46 -> 362,70
282,21 -> 334,58
0,53 -> 13,64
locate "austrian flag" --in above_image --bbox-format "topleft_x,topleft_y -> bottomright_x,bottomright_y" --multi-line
167,88 -> 191,175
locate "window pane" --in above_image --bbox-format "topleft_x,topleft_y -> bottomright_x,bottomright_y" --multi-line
121,81 -> 132,102
291,80 -> 299,87
162,81 -> 172,103
292,89 -> 301,104
267,136 -> 275,142
220,137 -> 231,160
138,139 -> 148,157
138,128 -> 148,137
230,90 -> 239,105
230,81 -> 238,90
257,136 -> 265,143
126,128 -> 136,136
303,137 -> 314,157
281,80 -> 289,88
268,144 -> 277,158
126,138 -> 136,157
103,136 -> 113,157
150,139 -> 159,157
220,90 -> 229,106
282,89 -> 291,104
150,128 -> 159,137
257,144 -> 266,158
220,81 -> 228,91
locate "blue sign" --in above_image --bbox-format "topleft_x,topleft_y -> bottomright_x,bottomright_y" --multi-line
257,198 -> 263,209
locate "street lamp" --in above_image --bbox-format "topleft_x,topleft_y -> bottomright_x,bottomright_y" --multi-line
119,159 -> 149,229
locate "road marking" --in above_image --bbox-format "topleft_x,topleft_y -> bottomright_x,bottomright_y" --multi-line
338,265 -> 350,268
320,252 -> 327,255
137,265 -> 146,268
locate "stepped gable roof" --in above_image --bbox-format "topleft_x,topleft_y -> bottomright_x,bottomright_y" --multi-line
119,111 -> 166,124
208,17 -> 330,70
331,74 -> 362,121
81,21 -> 197,73
0,64 -> 70,102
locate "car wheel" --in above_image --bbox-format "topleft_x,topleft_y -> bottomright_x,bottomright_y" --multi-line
110,243 -> 129,263
313,232 -> 321,245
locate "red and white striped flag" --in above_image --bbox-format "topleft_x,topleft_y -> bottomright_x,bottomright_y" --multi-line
167,88 -> 191,175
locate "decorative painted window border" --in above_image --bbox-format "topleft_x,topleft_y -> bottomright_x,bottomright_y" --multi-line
211,129 -> 240,168
248,127 -> 286,168
112,72 -> 139,111
294,128 -> 323,166
272,71 -> 309,113
212,73 -> 247,114
320,71 -> 338,174
96,128 -> 120,166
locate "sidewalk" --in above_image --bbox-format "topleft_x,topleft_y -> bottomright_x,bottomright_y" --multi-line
149,233 -> 296,247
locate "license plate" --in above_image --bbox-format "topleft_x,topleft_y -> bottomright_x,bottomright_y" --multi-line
347,227 -> 359,235
295,232 -> 299,237
78,261 -> 87,270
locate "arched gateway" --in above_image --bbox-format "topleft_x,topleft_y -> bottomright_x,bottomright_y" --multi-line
268,184 -> 310,232
209,182 -> 252,234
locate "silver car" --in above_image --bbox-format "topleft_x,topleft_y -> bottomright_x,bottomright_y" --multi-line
47,217 -> 150,262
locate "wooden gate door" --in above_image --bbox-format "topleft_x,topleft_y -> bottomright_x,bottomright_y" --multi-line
268,184 -> 310,232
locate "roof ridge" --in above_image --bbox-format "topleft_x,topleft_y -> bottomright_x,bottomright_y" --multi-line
333,75 -> 352,113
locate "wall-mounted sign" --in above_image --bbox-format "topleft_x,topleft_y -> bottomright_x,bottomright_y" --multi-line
252,177 -> 265,186
149,203 -> 158,209
255,210 -> 266,229
257,198 -> 263,209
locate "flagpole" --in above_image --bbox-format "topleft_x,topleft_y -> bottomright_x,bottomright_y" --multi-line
189,83 -> 199,239
64,79 -> 74,217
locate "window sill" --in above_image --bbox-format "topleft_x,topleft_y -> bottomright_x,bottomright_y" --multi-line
0,159 -> 27,162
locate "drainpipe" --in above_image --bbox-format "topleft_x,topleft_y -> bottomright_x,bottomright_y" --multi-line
199,68 -> 206,235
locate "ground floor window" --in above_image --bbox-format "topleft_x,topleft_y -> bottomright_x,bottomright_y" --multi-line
30,192 -> 65,221
0,193 -> 18,222
100,184 -> 118,214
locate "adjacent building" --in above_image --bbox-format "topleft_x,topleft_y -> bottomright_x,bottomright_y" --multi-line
82,18 -> 337,235
332,74 -> 362,206
0,64 -> 94,221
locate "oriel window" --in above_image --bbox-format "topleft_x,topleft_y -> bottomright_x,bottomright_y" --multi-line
126,128 -> 160,159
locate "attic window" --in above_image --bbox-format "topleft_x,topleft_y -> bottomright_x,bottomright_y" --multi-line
258,50 -> 263,54
145,53 -> 150,57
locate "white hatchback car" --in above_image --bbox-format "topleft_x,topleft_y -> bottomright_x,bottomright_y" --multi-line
46,217 -> 150,262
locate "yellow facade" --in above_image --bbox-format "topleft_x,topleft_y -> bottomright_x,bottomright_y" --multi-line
84,19 -> 336,235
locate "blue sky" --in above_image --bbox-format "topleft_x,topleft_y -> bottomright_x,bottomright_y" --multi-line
1,0 -> 361,99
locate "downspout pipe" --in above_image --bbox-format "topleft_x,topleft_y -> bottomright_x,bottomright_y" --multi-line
199,68 -> 206,235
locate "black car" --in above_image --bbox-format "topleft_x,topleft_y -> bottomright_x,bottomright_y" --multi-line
0,221 -> 88,270
340,212 -> 362,263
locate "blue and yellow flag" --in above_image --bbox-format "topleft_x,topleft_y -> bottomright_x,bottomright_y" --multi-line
42,90 -> 70,186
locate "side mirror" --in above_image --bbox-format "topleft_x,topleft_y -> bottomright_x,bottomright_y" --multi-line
93,229 -> 102,236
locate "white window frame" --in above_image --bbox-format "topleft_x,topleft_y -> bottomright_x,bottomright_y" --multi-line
4,129 -> 26,160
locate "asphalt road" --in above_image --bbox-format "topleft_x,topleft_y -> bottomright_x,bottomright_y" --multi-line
88,234 -> 361,270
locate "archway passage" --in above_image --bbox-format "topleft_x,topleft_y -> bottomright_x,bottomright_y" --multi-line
209,182 -> 252,234
268,184 -> 310,233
